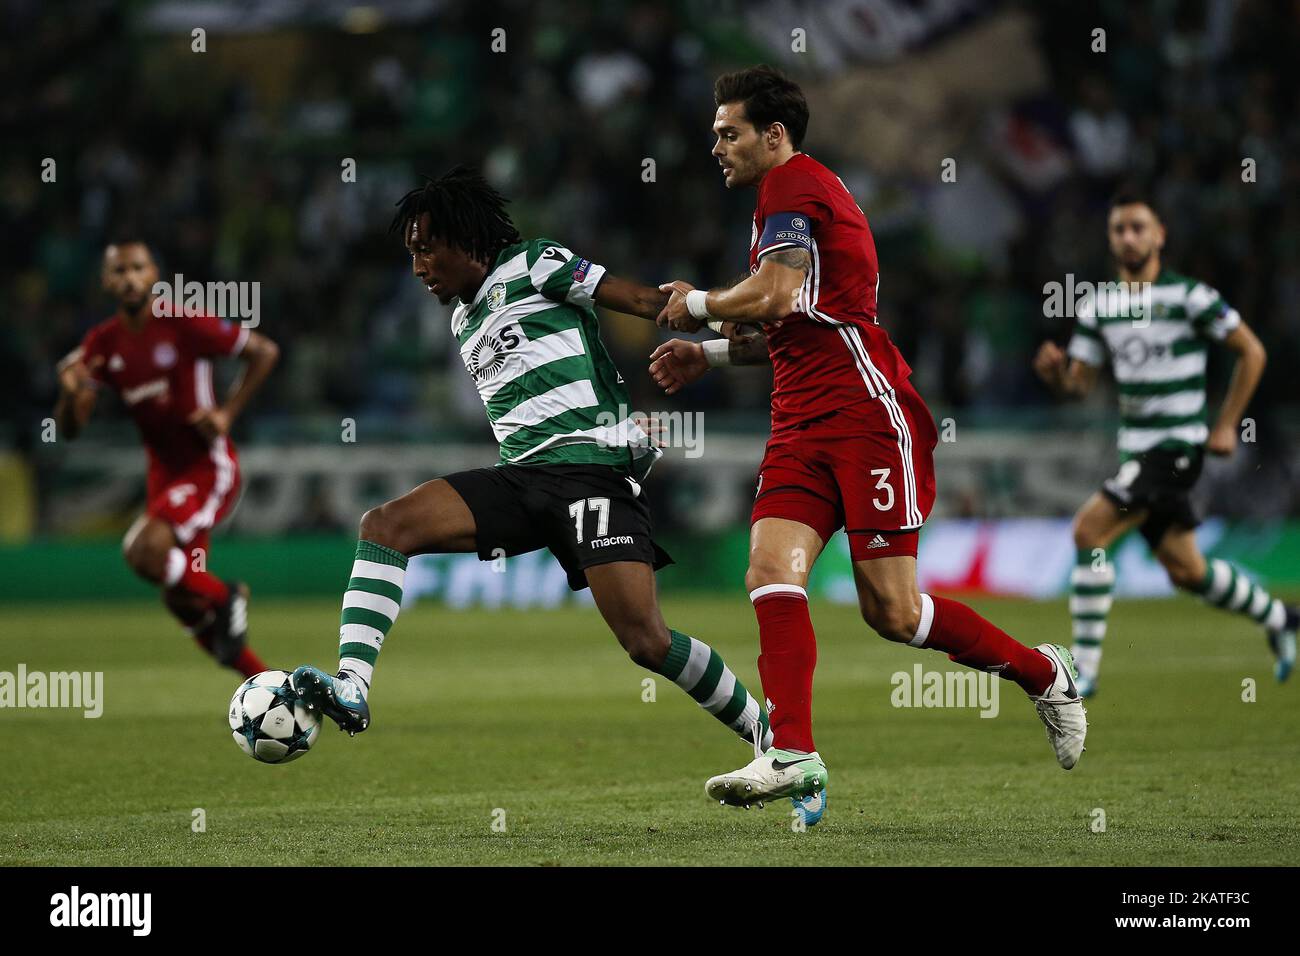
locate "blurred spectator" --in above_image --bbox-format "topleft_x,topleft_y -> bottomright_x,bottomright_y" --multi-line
1069,75 -> 1131,181
3,0 -> 1297,525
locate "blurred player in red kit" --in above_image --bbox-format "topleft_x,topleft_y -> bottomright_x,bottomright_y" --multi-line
53,241 -> 279,676
651,66 -> 1087,825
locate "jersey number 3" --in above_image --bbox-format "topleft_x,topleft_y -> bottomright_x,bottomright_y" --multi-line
870,468 -> 894,511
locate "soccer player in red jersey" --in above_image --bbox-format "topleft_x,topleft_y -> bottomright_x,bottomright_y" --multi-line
53,241 -> 280,676
650,66 -> 1087,824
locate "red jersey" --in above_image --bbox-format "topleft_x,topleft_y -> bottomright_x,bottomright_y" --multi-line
748,153 -> 911,432
80,301 -> 248,472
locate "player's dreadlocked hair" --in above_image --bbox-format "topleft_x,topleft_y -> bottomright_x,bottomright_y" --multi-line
389,165 -> 521,263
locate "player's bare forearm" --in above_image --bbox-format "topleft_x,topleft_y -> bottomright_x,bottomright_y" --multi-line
595,274 -> 670,321
222,331 -> 279,423
53,348 -> 96,439
1034,341 -> 1096,400
1214,322 -> 1267,433
700,250 -> 808,326
53,390 -> 89,440
1060,360 -> 1098,399
729,332 -> 771,366
649,332 -> 768,394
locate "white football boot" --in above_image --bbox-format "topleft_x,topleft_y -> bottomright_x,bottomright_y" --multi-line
1032,643 -> 1088,770
705,748 -> 828,809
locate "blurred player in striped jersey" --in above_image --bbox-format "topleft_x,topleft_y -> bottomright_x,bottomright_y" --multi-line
651,66 -> 1086,826
1034,190 -> 1297,696
53,240 -> 280,676
289,167 -> 775,763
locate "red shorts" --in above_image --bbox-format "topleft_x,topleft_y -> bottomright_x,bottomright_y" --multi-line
146,438 -> 242,555
752,378 -> 937,561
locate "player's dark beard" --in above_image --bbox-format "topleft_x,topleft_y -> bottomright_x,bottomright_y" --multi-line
120,292 -> 151,316
1118,250 -> 1151,273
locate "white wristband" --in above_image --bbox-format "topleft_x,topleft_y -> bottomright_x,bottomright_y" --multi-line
706,319 -> 726,334
702,338 -> 731,367
685,289 -> 711,320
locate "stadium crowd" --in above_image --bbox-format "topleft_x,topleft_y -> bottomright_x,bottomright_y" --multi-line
3,0 -> 1297,520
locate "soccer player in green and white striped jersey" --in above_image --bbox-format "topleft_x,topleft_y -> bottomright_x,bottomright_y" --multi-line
1034,188 -> 1296,696
290,166 -> 773,762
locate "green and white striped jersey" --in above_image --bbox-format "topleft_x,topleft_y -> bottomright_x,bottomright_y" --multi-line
450,238 -> 656,475
1067,269 -> 1239,460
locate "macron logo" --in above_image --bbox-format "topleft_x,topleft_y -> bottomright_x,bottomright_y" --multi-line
50,886 -> 151,936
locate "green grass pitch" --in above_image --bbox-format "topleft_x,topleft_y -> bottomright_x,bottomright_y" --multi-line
3,593 -> 1297,866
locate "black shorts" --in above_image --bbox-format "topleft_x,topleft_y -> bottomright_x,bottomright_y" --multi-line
443,462 -> 673,591
1100,446 -> 1203,549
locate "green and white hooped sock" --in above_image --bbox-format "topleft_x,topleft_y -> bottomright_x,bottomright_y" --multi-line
1070,548 -> 1115,681
337,539 -> 408,694
1194,558 -> 1286,631
658,630 -> 772,749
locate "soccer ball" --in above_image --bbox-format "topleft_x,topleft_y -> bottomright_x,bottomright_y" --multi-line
228,670 -> 321,764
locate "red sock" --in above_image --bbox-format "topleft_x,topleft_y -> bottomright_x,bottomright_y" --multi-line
232,647 -> 267,678
751,585 -> 817,753
179,567 -> 229,605
190,629 -> 265,677
163,572 -> 259,677
164,587 -> 218,652
164,547 -> 230,605
164,595 -> 212,630
917,594 -> 1054,695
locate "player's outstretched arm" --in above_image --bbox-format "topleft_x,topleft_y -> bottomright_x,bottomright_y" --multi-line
649,332 -> 770,395
1032,341 -> 1098,400
189,331 -> 280,441
1207,321 -> 1267,456
53,347 -> 99,441
593,274 -> 671,322
657,250 -> 808,332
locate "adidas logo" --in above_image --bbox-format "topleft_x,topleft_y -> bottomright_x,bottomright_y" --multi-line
866,534 -> 889,550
